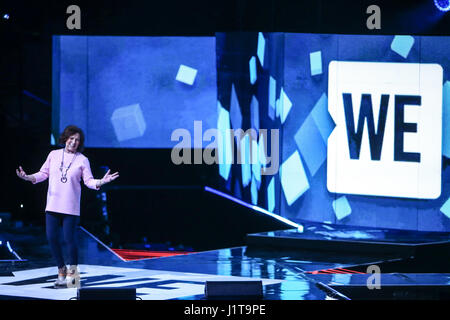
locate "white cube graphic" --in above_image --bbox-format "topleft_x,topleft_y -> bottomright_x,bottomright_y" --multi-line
310,51 -> 322,76
176,64 -> 198,85
327,61 -> 442,199
390,35 -> 415,59
332,196 -> 352,220
111,103 -> 146,142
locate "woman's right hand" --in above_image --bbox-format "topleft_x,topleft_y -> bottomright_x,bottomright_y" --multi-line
16,166 -> 30,181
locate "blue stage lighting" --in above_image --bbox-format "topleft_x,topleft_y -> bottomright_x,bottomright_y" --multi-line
3,13 -> 9,19
434,0 -> 450,12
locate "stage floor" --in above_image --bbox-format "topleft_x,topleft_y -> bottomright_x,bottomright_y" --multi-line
1,224 -> 450,300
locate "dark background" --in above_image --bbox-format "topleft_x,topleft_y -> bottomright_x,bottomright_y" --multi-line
1,0 -> 449,250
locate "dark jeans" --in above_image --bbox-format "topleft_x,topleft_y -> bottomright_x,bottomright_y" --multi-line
45,211 -> 79,269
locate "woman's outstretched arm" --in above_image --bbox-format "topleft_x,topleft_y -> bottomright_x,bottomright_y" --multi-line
96,169 -> 119,189
16,166 -> 37,183
81,157 -> 119,190
16,152 -> 51,184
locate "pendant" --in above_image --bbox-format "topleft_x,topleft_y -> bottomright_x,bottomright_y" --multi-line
61,176 -> 67,183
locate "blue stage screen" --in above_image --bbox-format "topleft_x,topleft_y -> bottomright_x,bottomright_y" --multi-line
52,35 -> 217,148
281,33 -> 450,232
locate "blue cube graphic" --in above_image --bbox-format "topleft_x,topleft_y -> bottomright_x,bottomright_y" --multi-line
440,197 -> 450,219
276,98 -> 281,118
268,76 -> 276,120
249,56 -> 257,85
332,196 -> 352,220
257,32 -> 265,67
443,81 -> 450,158
390,35 -> 415,59
310,51 -> 322,76
294,114 -> 327,176
267,177 -> 275,212
280,151 -> 310,206
251,176 -> 258,205
110,103 -> 146,142
310,93 -> 334,144
280,88 -> 293,124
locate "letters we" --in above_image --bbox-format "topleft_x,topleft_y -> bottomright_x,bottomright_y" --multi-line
327,61 -> 442,199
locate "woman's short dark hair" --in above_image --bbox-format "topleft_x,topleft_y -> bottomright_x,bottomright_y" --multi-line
58,125 -> 85,152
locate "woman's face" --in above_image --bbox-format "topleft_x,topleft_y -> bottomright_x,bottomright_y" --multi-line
65,133 -> 80,153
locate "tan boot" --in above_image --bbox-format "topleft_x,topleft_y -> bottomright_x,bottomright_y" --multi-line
66,265 -> 80,288
54,266 -> 67,288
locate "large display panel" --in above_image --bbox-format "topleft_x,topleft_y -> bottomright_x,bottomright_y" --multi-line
281,34 -> 450,232
52,35 -> 217,148
52,33 -> 450,232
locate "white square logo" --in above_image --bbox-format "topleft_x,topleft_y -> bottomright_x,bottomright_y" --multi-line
327,61 -> 442,199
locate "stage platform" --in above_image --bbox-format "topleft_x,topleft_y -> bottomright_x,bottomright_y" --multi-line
1,221 -> 450,300
247,221 -> 450,258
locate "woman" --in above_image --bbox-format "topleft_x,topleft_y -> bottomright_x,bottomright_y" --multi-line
16,125 -> 119,288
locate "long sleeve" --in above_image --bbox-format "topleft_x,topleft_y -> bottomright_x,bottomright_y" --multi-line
32,152 -> 51,184
81,157 -> 100,190
38,149 -> 98,216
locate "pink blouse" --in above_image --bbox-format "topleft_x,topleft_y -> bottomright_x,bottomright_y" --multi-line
32,148 -> 100,216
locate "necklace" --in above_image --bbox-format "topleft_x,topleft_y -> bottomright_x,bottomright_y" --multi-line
60,149 -> 77,183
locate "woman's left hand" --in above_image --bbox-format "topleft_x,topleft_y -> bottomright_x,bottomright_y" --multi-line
100,169 -> 119,186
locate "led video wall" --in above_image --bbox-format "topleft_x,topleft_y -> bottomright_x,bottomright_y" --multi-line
218,33 -> 450,232
282,33 -> 450,232
52,32 -> 450,232
52,35 -> 217,148
215,32 -> 284,217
